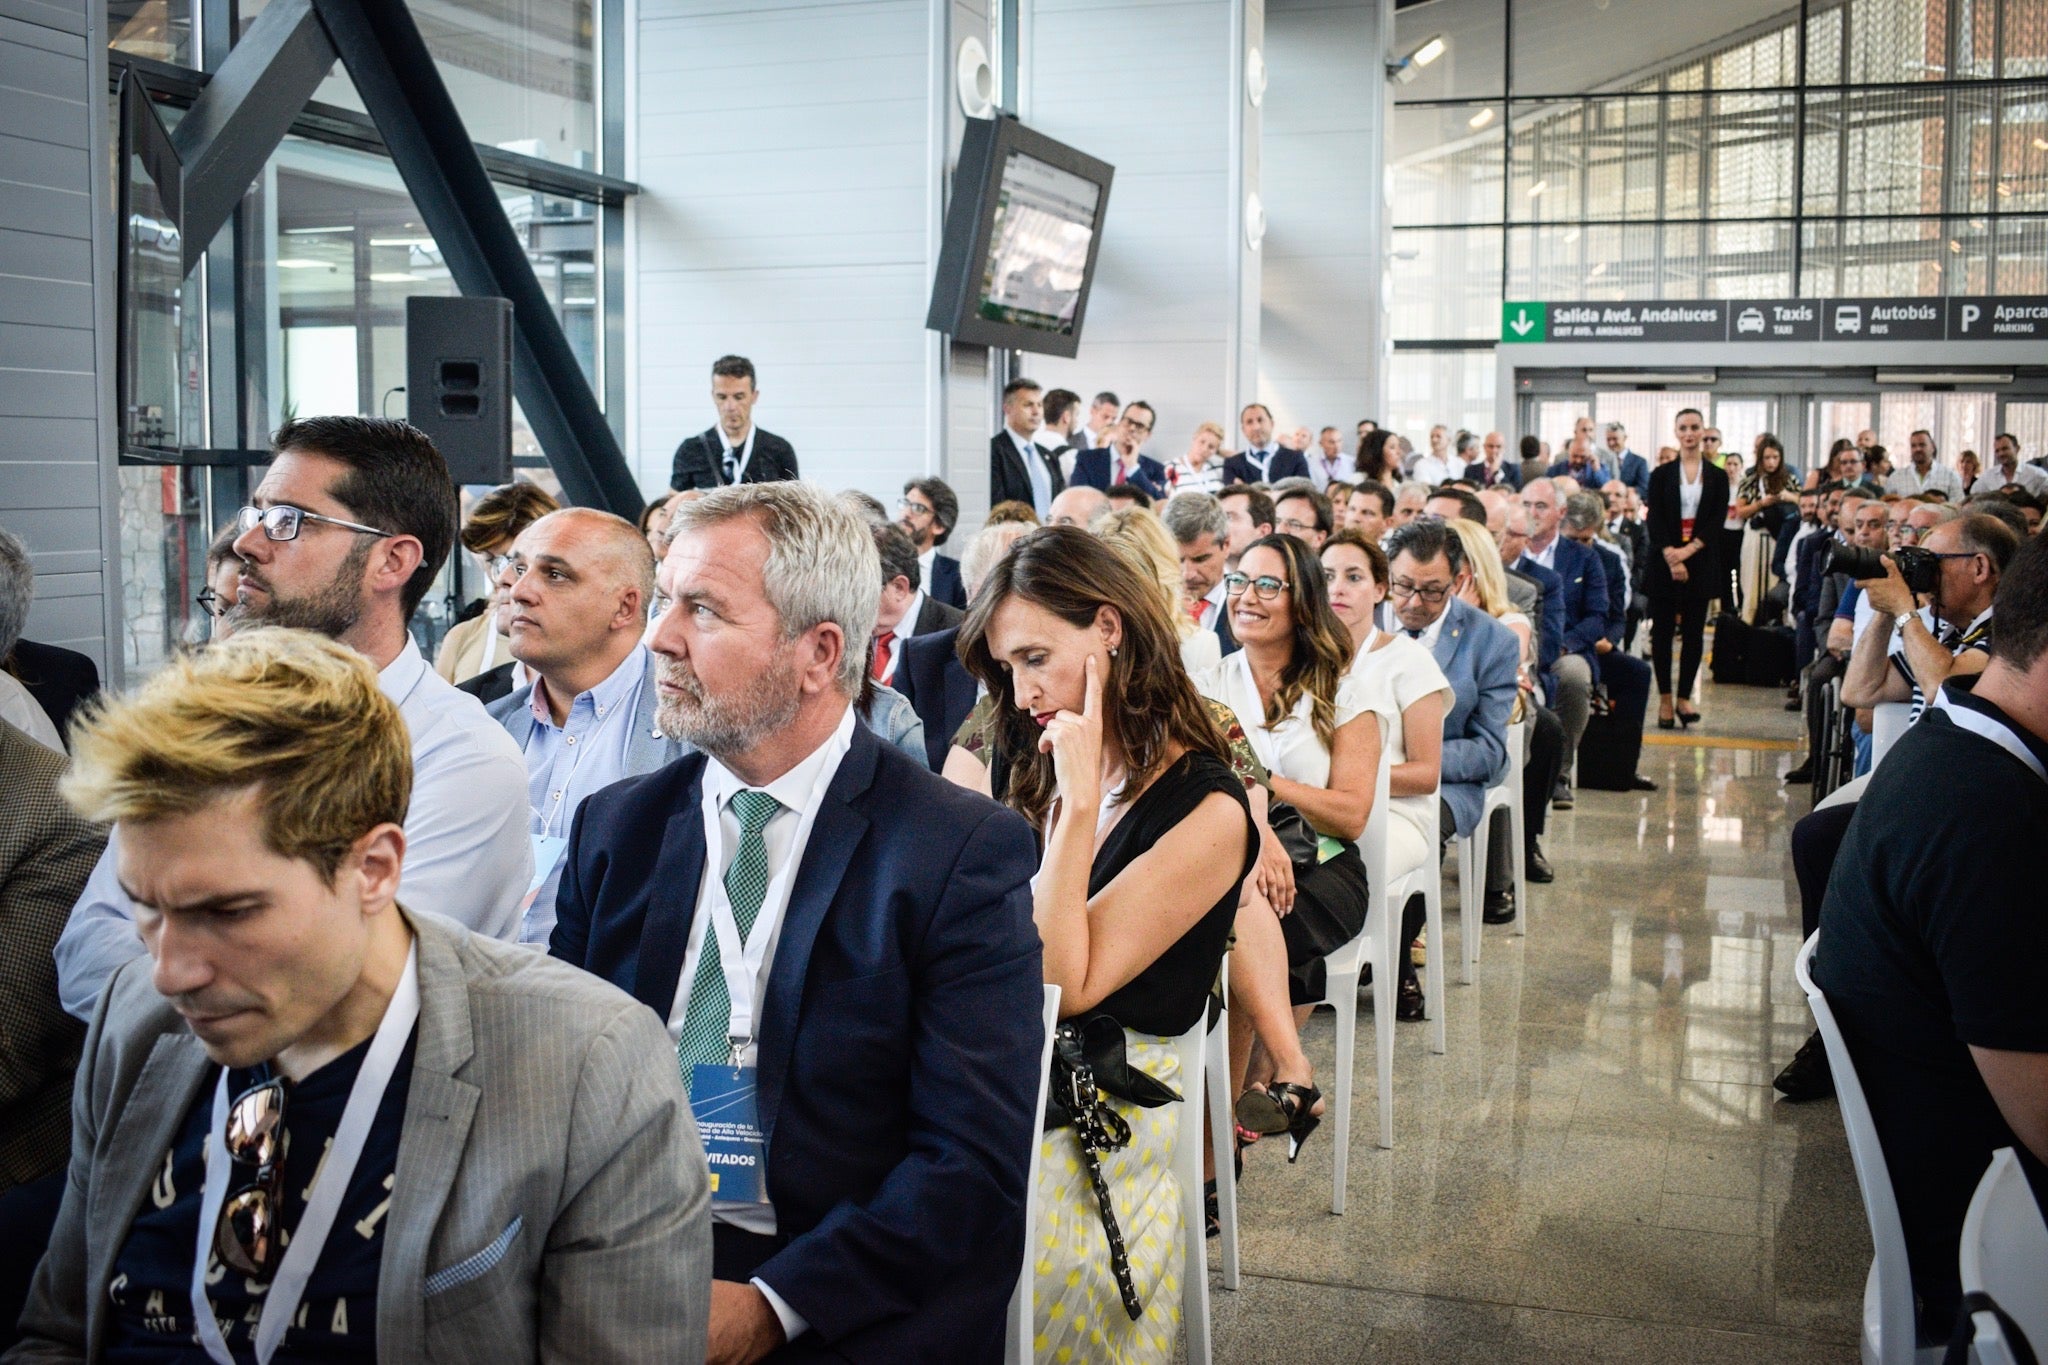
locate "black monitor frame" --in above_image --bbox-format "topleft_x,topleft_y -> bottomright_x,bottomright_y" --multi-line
926,115 -> 1114,359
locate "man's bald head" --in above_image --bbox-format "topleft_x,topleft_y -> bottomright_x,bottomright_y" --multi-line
1049,484 -> 1110,529
539,507 -> 658,603
505,507 -> 658,686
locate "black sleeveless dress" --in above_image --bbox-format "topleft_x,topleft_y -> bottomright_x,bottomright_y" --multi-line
1089,750 -> 1257,1038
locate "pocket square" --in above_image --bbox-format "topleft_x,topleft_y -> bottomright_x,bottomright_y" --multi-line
426,1215 -> 523,1298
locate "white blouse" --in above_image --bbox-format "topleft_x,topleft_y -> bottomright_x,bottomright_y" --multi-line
1678,464 -> 1705,527
1194,650 -> 1382,792
1346,632 -> 1453,855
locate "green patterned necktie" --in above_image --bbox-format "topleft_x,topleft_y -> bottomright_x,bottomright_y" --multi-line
677,788 -> 782,1095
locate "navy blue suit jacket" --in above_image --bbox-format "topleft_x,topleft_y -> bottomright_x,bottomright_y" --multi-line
894,625 -> 977,771
1510,556 -> 1565,675
1531,538 -> 1610,662
926,553 -> 966,611
1614,450 -> 1651,501
1591,540 -> 1628,644
1428,597 -> 1520,838
1071,447 -> 1169,501
550,720 -> 1043,1361
1221,446 -> 1309,486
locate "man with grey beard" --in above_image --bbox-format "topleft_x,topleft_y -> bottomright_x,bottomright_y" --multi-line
548,481 -> 1043,1364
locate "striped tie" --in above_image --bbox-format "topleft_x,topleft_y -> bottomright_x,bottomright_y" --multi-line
676,788 -> 781,1094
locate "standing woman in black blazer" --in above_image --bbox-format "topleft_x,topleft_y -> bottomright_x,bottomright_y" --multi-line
1645,408 -> 1730,729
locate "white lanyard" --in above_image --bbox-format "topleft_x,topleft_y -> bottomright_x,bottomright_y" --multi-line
1250,449 -> 1272,480
722,429 -> 756,483
192,945 -> 420,1365
1933,690 -> 2047,784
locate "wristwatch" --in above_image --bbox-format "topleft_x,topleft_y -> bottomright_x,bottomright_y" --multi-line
1893,611 -> 1917,633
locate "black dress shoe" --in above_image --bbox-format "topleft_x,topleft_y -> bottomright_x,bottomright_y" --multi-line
1784,697 -> 1803,712
1630,775 -> 1657,791
1483,890 -> 1517,924
1395,975 -> 1426,1022
1783,762 -> 1813,784
1525,844 -> 1554,883
1773,1032 -> 1834,1102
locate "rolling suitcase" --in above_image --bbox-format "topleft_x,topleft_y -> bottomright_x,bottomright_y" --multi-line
1744,625 -> 1797,688
1709,613 -> 1749,685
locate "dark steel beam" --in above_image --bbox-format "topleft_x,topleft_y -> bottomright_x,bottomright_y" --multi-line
171,0 -> 337,275
311,0 -> 641,516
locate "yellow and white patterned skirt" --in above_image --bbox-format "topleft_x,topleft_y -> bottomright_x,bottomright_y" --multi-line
1029,1033 -> 1184,1365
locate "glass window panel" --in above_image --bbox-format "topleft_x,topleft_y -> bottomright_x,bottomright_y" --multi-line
1390,227 -> 1503,341
1975,214 -> 2048,294
1508,0 -> 1800,98
1812,402 -> 1873,461
1878,393 -> 1997,470
1804,3 -> 1846,85
1507,93 -> 1794,223
109,0 -> 190,62
1840,0 -> 1950,83
1797,215 -> 1948,296
1593,393 -> 1713,458
1994,88 -> 2048,211
1393,0 -> 1502,102
1704,93 -> 1798,219
241,0 -> 596,166
1387,352 -> 1496,451
1710,400 -> 1776,468
115,466 -> 215,677
1391,105 -> 1506,228
2001,403 -> 2048,466
2001,0 -> 2047,78
1536,401 -> 1590,454
1802,88 -> 1950,218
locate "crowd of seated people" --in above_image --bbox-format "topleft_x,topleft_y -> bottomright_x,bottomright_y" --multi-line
3,367 -> 2043,1363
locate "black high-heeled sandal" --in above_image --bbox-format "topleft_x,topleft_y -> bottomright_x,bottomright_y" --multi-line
1677,706 -> 1702,728
1238,1082 -> 1324,1162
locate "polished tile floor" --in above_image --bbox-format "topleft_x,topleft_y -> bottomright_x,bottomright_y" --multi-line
1205,680 -> 1868,1363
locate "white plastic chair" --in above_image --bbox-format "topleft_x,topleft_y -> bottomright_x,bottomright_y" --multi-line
1959,1147 -> 2048,1365
1004,984 -> 1061,1365
1357,731 -> 1445,1056
1204,957 -> 1239,1292
1308,743 -> 1400,1217
1454,717 -> 1528,983
1795,936 -> 1944,1365
1170,1011 -> 1215,1364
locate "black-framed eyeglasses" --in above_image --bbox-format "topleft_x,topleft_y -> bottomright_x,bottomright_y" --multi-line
236,504 -> 395,543
1388,579 -> 1452,605
1223,572 -> 1290,601
215,1073 -> 288,1277
1123,417 -> 1154,435
195,587 -> 227,618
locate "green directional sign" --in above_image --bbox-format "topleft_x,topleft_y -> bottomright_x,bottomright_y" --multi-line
1502,301 -> 1546,343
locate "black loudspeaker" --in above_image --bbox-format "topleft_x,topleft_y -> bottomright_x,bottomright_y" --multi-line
406,295 -> 513,486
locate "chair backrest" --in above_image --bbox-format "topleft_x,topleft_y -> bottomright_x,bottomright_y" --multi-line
1871,700 -> 1913,772
1796,935 -> 1921,1364
1961,1147 -> 2048,1363
1005,984 -> 1062,1365
1345,731 -> 1398,977
1171,1010 -> 1214,1364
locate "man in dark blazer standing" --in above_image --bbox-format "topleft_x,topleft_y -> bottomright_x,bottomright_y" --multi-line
552,482 -> 1043,1363
1070,401 -> 1169,501
1222,402 -> 1310,486
898,477 -> 965,611
670,355 -> 800,491
989,378 -> 1063,516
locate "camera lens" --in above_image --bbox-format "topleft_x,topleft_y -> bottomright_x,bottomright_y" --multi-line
1823,542 -> 1889,581
1892,545 -> 1940,596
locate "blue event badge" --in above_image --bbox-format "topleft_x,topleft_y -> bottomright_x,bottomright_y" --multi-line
691,1065 -> 768,1205
519,833 -> 569,920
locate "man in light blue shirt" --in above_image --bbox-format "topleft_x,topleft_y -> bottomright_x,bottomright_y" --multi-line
485,508 -> 688,943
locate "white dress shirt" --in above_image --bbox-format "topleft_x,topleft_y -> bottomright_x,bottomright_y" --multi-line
1309,454 -> 1355,490
1973,464 -> 2048,497
1409,454 -> 1453,487
662,705 -> 856,1342
1010,429 -> 1052,518
1885,463 -> 1965,500
1525,533 -> 1561,572
0,671 -> 62,751
1191,580 -> 1229,633
54,637 -> 533,1020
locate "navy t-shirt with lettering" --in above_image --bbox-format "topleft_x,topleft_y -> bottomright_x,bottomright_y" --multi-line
103,1030 -> 416,1362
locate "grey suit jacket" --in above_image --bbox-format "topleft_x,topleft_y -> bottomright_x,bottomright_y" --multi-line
9,910 -> 712,1364
485,648 -> 691,774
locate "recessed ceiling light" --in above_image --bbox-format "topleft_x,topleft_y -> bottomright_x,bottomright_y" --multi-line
1412,36 -> 1446,67
1469,107 -> 1495,129
2035,138 -> 2048,152
1528,179 -> 1548,197
1995,181 -> 2011,198
370,236 -> 437,248
274,258 -> 329,269
369,271 -> 417,283
1562,228 -> 1581,243
1949,239 -> 1962,253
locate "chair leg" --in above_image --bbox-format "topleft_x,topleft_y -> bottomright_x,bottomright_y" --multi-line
1456,836 -> 1482,984
1423,881 -> 1447,1055
1330,976 -> 1357,1216
1375,955 -> 1395,1151
1203,1017 -> 1239,1291
1510,798 -> 1529,937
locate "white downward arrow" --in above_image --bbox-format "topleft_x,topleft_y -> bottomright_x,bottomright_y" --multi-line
1510,309 -> 1535,336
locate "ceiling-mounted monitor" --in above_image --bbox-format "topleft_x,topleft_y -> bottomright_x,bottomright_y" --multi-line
926,115 -> 1114,358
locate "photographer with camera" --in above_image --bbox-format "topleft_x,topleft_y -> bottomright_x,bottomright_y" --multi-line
1838,513 -> 2017,721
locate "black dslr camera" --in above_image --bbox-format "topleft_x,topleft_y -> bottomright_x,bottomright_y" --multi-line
1825,542 -> 1940,595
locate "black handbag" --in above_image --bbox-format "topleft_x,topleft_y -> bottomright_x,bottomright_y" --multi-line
1043,1013 -> 1181,1321
1264,797 -> 1323,876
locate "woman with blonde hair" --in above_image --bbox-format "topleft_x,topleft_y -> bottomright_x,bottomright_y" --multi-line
1168,421 -> 1229,495
1097,506 -> 1223,674
1446,518 -> 1534,688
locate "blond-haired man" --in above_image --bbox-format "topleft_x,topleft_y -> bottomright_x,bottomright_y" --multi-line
11,629 -> 711,1362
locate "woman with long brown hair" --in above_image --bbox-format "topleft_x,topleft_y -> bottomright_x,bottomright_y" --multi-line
959,526 -> 1256,1362
1731,433 -> 1795,620
1193,533 -> 1384,1150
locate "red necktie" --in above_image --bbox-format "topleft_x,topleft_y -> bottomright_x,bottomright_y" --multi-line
1116,456 -> 1129,484
1188,600 -> 1206,625
871,631 -> 895,682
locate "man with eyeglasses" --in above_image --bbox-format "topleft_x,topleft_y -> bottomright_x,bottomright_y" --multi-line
55,417 -> 532,1022
1382,519 -> 1523,923
1842,513 -> 2017,726
1071,401 -> 1169,501
898,477 -> 965,610
16,629 -> 712,1361
1272,482 -> 1333,550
